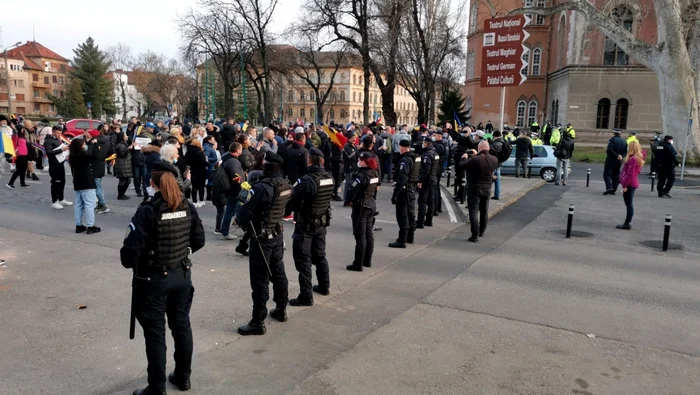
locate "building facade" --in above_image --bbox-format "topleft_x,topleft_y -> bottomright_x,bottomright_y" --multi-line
465,0 -> 662,133
1,41 -> 70,117
108,70 -> 144,120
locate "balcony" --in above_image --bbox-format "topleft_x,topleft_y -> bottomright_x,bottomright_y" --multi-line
33,97 -> 52,103
32,82 -> 50,89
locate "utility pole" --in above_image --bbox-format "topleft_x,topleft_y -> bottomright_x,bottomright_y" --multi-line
240,50 -> 247,119
204,58 -> 209,121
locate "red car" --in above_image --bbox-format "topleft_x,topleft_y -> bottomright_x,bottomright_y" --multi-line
64,119 -> 103,139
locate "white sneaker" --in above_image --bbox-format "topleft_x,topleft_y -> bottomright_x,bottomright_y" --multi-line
52,202 -> 64,210
200,201 -> 207,207
59,200 -> 73,206
221,234 -> 238,240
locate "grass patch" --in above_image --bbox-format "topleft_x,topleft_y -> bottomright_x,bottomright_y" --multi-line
572,146 -> 607,163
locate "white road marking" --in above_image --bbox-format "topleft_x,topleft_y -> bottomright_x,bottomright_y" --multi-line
442,193 -> 458,223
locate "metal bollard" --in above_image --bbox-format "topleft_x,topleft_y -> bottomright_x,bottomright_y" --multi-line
651,172 -> 656,192
566,204 -> 574,238
527,164 -> 532,179
446,169 -> 452,187
460,177 -> 467,204
662,214 -> 671,251
586,168 -> 591,188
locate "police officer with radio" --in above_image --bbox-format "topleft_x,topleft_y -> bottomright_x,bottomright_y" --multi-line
120,162 -> 206,395
346,151 -> 380,271
389,139 -> 416,248
416,136 -> 437,228
289,148 -> 334,306
234,151 -> 293,335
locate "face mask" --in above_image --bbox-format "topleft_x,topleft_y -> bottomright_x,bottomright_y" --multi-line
431,137 -> 436,142
173,159 -> 178,164
669,141 -> 674,146
146,186 -> 157,196
82,145 -> 88,152
357,161 -> 362,168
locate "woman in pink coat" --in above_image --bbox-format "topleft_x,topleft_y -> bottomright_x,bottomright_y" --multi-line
617,140 -> 645,230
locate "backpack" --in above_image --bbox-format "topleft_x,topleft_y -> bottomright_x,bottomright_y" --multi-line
211,164 -> 231,194
494,140 -> 513,163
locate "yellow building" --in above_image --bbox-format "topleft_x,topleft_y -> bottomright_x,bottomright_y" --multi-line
1,41 -> 70,116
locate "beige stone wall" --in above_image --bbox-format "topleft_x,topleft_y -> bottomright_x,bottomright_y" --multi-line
546,69 -> 571,125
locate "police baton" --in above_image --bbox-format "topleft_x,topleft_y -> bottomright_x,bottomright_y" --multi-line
249,221 -> 273,278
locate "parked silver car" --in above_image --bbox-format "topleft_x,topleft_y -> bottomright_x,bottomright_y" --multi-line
500,145 -> 570,182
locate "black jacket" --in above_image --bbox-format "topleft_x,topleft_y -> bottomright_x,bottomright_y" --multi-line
606,135 -> 628,161
555,136 -> 575,160
43,135 -> 66,166
655,142 -> 679,168
69,141 -> 99,191
91,135 -> 113,179
343,142 -> 358,173
515,136 -> 534,159
461,151 -> 499,189
284,142 -> 309,183
447,129 -> 476,157
115,141 -> 133,179
221,152 -> 244,196
419,147 -> 436,184
184,144 -> 209,180
220,124 -> 236,150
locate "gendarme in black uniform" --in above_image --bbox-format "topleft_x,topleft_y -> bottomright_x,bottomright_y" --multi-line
433,135 -> 447,215
120,161 -> 205,395
235,151 -> 292,335
290,148 -> 334,306
345,151 -> 379,271
390,139 -> 416,248
416,136 -> 437,228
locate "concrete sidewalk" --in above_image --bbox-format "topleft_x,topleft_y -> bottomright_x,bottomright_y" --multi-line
441,174 -> 546,222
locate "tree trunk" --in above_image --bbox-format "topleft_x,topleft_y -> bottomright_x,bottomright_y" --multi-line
363,65 -> 371,125
317,99 -> 324,126
223,82 -> 235,119
380,85 -> 397,126
656,59 -> 700,157
416,97 -> 427,124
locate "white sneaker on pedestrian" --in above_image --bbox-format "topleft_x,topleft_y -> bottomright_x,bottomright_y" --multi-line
51,202 -> 64,210
200,201 -> 206,207
221,234 -> 238,240
59,200 -> 73,206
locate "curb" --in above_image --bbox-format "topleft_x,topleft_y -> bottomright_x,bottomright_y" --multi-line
441,179 -> 547,223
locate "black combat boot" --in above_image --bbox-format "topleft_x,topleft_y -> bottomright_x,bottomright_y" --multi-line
238,317 -> 266,336
168,371 -> 191,391
406,232 -> 415,244
312,285 -> 330,295
389,229 -> 407,248
133,386 -> 167,395
346,264 -> 363,272
269,307 -> 288,321
416,204 -> 426,228
289,297 -> 313,307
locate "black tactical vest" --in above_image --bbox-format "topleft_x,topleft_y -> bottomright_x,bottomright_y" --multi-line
306,171 -> 334,223
364,169 -> 380,200
431,150 -> 441,179
409,154 -> 421,183
152,198 -> 191,267
261,177 -> 293,230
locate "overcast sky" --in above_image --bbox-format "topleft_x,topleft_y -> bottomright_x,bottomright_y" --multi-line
1,0 -> 304,62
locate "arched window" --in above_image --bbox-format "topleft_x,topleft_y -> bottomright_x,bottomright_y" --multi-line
527,101 -> 538,126
353,75 -> 357,85
310,92 -> 315,101
604,6 -> 633,65
467,51 -> 475,79
524,0 -> 534,23
536,0 -> 546,25
287,107 -> 293,117
596,98 -> 611,129
558,16 -> 567,69
516,100 -> 527,127
531,48 -> 542,75
353,92 -> 356,102
521,47 -> 530,76
554,100 -> 559,124
469,2 -> 478,33
329,109 -> 335,119
340,91 -> 346,101
340,109 -> 347,118
359,76 -> 363,85
310,108 -> 315,119
299,91 -> 305,101
300,108 -> 305,117
288,90 -> 294,102
330,91 -> 337,101
614,98 -> 629,129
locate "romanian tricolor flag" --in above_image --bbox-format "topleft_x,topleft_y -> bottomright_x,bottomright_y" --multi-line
0,134 -> 16,157
321,123 -> 347,149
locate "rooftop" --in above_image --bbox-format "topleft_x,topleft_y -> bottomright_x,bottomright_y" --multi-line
7,41 -> 69,62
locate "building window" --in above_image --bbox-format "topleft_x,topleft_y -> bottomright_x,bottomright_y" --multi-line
614,98 -> 629,129
353,75 -> 357,85
52,76 -> 57,83
310,92 -> 315,101
604,6 -> 633,65
551,99 -> 559,124
536,0 -> 546,25
288,90 -> 294,102
330,109 -> 335,119
596,98 -> 611,129
516,100 -> 527,127
340,109 -> 347,118
353,92 -> 356,102
14,79 -> 24,88
300,91 -> 305,101
310,108 -> 315,119
531,48 -> 542,75
60,64 -> 66,73
287,108 -> 293,117
467,50 -> 475,80
44,76 -> 49,84
528,101 -> 538,126
521,48 -> 530,76
33,90 -> 40,98
59,77 -> 64,84
340,91 -> 346,101
524,0 -> 534,23
469,2 -> 478,34
53,89 -> 58,96
300,108 -> 305,117
33,73 -> 39,82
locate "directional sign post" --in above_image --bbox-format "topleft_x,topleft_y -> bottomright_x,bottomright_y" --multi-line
480,15 -> 530,132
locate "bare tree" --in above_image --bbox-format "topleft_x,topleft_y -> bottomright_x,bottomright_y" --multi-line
511,0 -> 699,154
178,1 -> 245,117
106,43 -> 133,121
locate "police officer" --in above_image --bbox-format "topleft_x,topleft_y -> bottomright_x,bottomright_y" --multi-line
446,126 -> 477,199
120,162 -> 206,395
389,139 -> 415,248
649,131 -> 663,173
346,151 -> 379,271
433,132 -> 447,215
550,124 -> 562,145
416,136 -> 436,228
655,135 -> 679,198
234,151 -> 292,335
289,148 -> 333,306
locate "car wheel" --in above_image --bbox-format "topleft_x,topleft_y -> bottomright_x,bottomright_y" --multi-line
540,167 -> 556,182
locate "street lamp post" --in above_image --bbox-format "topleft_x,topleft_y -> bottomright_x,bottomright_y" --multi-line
2,42 -> 22,114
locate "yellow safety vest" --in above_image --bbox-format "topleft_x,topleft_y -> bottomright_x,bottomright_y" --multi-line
532,138 -> 544,145
567,127 -> 576,139
627,135 -> 638,144
550,129 -> 561,144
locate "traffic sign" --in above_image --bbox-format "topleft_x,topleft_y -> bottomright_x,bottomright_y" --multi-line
480,15 -> 530,88
86,102 -> 92,109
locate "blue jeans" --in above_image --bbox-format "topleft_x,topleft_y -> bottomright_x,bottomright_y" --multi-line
74,189 -> 97,227
220,194 -> 238,236
493,167 -> 501,198
94,177 -> 105,206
